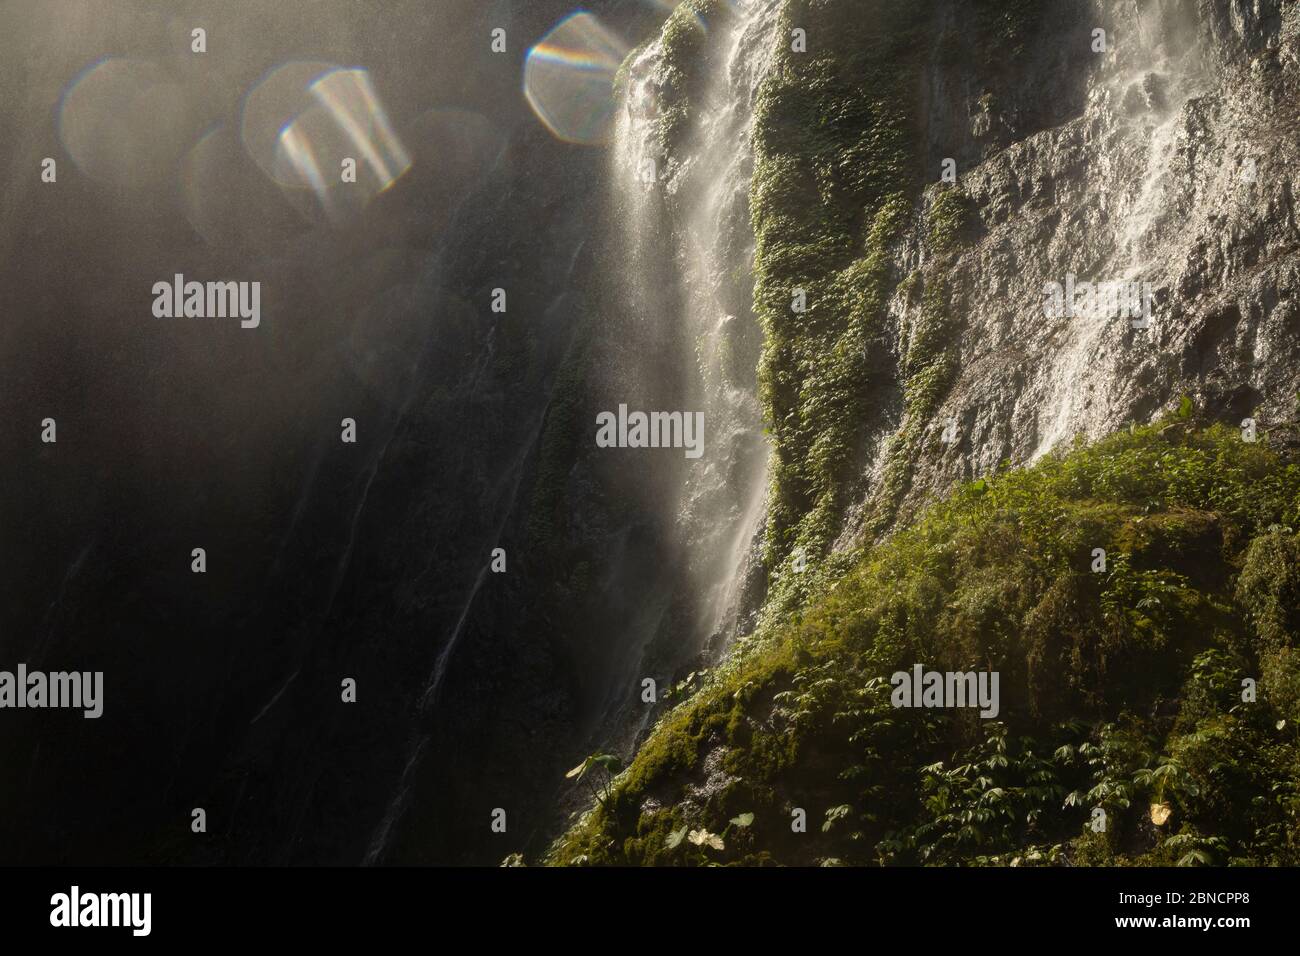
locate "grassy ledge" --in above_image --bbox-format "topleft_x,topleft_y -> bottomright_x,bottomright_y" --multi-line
548,422 -> 1300,866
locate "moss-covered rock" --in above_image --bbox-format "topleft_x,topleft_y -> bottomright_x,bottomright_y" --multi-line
751,1 -> 930,575
547,424 -> 1300,866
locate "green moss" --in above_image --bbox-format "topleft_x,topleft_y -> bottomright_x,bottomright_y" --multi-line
547,424 -> 1300,865
870,271 -> 959,533
896,268 -> 923,304
928,186 -> 979,256
750,1 -> 931,572
651,0 -> 735,156
741,0 -> 1060,578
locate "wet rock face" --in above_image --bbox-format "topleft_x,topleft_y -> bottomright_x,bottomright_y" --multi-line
617,0 -> 1297,602
866,0 -> 1300,535
620,0 -> 1297,586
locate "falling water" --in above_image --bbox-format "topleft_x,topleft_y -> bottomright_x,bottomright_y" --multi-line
369,0 -> 786,858
591,0 -> 784,747
1032,3 -> 1210,460
678,0 -> 784,643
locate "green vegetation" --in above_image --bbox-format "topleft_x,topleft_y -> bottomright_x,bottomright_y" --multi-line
621,0 -> 1008,629
751,0 -> 929,581
566,753 -> 623,810
927,186 -> 979,257
744,0 -> 1057,584
548,424 -> 1300,865
869,270 -> 960,535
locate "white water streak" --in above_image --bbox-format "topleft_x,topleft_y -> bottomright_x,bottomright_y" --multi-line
590,1 -> 782,754
1032,5 -> 1209,460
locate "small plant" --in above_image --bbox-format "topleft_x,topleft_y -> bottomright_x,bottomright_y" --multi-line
665,812 -> 755,863
1134,755 -> 1199,825
566,753 -> 622,809
688,828 -> 724,851
1162,832 -> 1228,867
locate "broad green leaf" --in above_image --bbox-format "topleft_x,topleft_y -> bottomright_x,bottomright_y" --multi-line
688,829 -> 724,850
593,754 -> 622,773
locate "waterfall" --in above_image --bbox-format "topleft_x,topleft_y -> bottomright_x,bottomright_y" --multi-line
368,0 -> 787,860
591,0 -> 784,746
